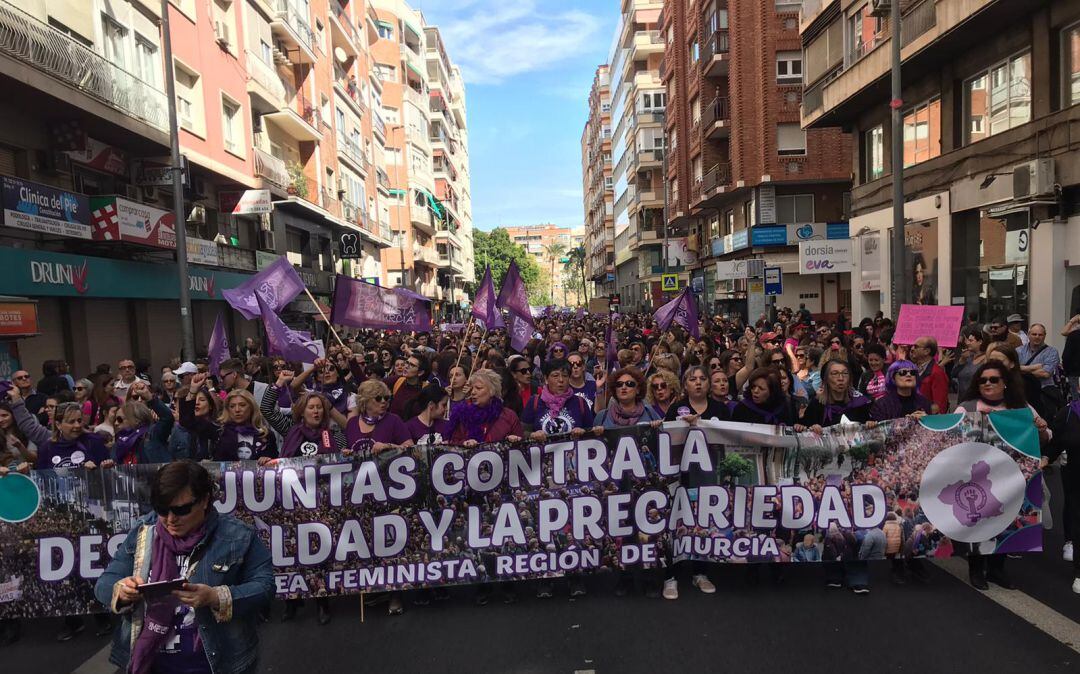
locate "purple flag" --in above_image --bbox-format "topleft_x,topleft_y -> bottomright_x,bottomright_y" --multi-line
575,307 -> 586,319
223,256 -> 305,320
496,260 -> 532,320
506,312 -> 533,352
207,312 -> 230,377
653,287 -> 700,339
471,267 -> 504,329
257,294 -> 322,364
605,322 -> 618,372
331,274 -> 432,332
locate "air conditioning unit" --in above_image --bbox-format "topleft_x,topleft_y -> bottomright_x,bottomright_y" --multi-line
124,184 -> 140,201
258,229 -> 275,251
214,20 -> 230,48
187,204 -> 206,224
1012,159 -> 1055,199
142,186 -> 159,201
869,0 -> 891,17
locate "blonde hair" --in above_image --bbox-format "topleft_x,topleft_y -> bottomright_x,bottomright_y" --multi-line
119,400 -> 154,430
652,352 -> 680,374
217,389 -> 269,438
51,402 -> 84,442
468,369 -> 503,401
291,390 -> 331,428
355,379 -> 392,415
646,369 -> 681,405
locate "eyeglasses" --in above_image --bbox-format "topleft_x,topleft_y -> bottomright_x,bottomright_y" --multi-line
614,380 -> 638,389
651,382 -> 667,390
406,362 -> 420,369
978,376 -> 1003,385
730,356 -> 743,362
894,369 -> 918,377
155,499 -> 200,518
373,395 -> 390,402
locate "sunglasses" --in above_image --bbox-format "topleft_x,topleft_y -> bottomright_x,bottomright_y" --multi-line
569,361 -> 584,368
796,353 -> 806,358
373,395 -> 390,402
155,499 -> 200,518
894,369 -> 918,377
651,382 -> 667,390
514,368 -> 531,374
13,374 -> 30,380
614,380 -> 638,389
978,376 -> 1003,385
771,359 -> 785,365
853,343 -> 864,349
74,386 -> 85,391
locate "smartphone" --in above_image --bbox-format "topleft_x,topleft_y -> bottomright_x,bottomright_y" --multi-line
136,578 -> 186,598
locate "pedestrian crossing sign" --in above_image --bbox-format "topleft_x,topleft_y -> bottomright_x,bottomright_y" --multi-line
661,274 -> 678,291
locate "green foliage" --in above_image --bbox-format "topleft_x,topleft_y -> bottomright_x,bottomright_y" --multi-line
846,443 -> 871,470
564,245 -> 588,305
287,161 -> 308,199
472,228 -> 543,297
718,454 -> 754,481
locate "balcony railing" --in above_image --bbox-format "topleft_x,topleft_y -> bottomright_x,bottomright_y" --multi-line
702,161 -> 731,193
372,109 -> 387,138
0,1 -> 168,132
319,187 -> 342,218
253,147 -> 289,190
337,134 -> 368,171
701,96 -> 730,128
246,49 -> 289,105
901,0 -> 936,48
331,0 -> 360,46
275,0 -> 315,52
376,168 -> 390,191
333,64 -> 365,111
702,29 -> 730,62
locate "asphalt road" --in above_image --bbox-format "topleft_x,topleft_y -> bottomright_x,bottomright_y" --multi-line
3,474 -> 1078,674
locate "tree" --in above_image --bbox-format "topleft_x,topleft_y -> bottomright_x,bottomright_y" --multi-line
472,228 -> 543,298
564,245 -> 588,306
544,242 -> 567,304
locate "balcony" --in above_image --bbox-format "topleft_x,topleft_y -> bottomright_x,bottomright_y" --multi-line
376,167 -> 391,193
701,161 -> 731,195
634,188 -> 660,206
0,1 -> 168,134
372,109 -> 387,140
633,70 -> 662,89
271,0 -> 316,63
401,45 -> 424,83
636,108 -> 665,124
413,243 -> 439,266
262,83 -> 321,141
703,30 -> 730,78
629,228 -> 661,250
333,64 -> 366,116
330,0 -> 361,58
253,147 -> 290,193
318,187 -> 342,219
246,50 -> 288,111
336,134 -> 369,173
637,148 -> 663,168
632,30 -> 663,56
410,204 -> 438,235
701,96 -> 730,139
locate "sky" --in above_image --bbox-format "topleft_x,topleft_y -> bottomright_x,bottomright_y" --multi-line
414,0 -> 618,231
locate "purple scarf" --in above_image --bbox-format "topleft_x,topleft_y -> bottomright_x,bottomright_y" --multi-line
539,387 -> 574,416
129,519 -> 207,674
823,395 -> 871,424
451,398 -> 504,443
281,423 -> 335,457
608,401 -> 645,426
740,396 -> 787,424
113,425 -> 149,464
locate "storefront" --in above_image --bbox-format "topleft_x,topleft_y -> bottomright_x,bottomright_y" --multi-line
0,298 -> 39,377
0,247 -> 257,377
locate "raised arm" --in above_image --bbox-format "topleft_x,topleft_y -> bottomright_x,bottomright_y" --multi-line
7,391 -> 50,447
259,382 -> 293,437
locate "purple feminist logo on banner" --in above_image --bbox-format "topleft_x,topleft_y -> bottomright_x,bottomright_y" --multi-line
938,461 -> 1005,525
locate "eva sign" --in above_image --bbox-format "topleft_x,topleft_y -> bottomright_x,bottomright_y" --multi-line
799,239 -> 852,275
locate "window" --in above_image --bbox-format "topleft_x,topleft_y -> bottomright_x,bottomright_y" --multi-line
864,124 -> 884,181
134,37 -> 158,86
902,97 -> 940,166
601,102 -> 611,112
173,61 -> 203,135
965,51 -> 1031,144
723,210 -> 734,236
777,123 -> 806,155
101,15 -> 128,69
1063,22 -> 1080,107
221,96 -> 242,155
260,40 -> 272,65
604,176 -> 613,189
847,5 -> 883,62
374,63 -> 396,81
691,41 -> 700,63
776,51 -> 802,83
642,92 -> 666,110
776,194 -> 815,223
377,23 -> 394,40
705,10 -> 718,36
691,97 -> 701,125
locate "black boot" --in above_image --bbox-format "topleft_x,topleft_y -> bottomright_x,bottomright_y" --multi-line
986,555 -> 1014,589
55,616 -> 84,642
281,599 -> 299,622
316,598 -> 331,626
968,555 -> 989,590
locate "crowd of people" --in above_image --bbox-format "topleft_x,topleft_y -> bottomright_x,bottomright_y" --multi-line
0,303 -> 1076,651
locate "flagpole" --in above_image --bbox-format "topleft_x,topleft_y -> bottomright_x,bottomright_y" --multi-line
469,326 -> 489,376
304,287 -> 347,350
454,316 -> 476,371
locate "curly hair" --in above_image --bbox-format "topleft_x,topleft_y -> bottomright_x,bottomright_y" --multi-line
355,379 -> 392,415
468,369 -> 504,402
646,368 -> 681,405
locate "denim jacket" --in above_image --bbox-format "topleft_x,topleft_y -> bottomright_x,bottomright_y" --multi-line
94,509 -> 274,674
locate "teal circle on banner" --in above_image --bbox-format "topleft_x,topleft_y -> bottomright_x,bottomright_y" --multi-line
0,473 -> 41,523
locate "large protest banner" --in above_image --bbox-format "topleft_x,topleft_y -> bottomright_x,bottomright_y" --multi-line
0,412 -> 1042,619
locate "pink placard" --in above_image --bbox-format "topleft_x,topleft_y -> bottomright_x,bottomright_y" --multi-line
893,304 -> 965,347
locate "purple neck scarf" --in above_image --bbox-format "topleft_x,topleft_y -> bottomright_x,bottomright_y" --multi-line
451,398 -> 504,443
823,394 -> 871,424
129,519 -> 207,674
113,425 -> 149,464
281,423 -> 335,457
740,396 -> 786,424
539,387 -> 574,416
608,401 -> 645,426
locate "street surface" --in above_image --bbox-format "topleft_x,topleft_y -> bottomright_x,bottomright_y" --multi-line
5,475 -> 1078,674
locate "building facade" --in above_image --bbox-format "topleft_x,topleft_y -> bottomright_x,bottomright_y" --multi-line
504,224 -> 587,307
582,65 -> 616,300
662,0 -> 853,322
0,0 -> 471,378
801,0 -> 1080,341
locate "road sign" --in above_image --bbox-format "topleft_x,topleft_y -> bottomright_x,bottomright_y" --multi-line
661,274 -> 678,291
764,266 -> 783,296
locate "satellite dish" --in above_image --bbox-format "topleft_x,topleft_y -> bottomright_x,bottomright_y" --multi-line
334,47 -> 348,63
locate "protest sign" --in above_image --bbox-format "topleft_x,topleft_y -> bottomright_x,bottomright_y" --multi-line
0,413 -> 1041,618
893,304 -> 965,347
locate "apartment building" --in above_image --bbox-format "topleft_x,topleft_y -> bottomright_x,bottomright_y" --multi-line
661,0 -> 852,321
0,0 -> 471,376
801,0 -> 1080,337
603,0 -> 666,312
582,65 -> 616,300
504,224 -> 587,306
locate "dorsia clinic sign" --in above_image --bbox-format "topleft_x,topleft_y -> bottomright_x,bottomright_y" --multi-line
799,239 -> 853,275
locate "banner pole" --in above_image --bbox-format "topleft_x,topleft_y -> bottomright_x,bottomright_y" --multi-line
304,287 -> 347,350
360,592 -> 365,623
454,316 -> 476,371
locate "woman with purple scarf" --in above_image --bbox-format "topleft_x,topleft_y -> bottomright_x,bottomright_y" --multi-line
521,359 -> 595,442
731,367 -> 795,425
869,360 -> 932,421
95,460 -> 273,674
262,370 -> 347,459
113,380 -> 175,465
799,359 -> 872,431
